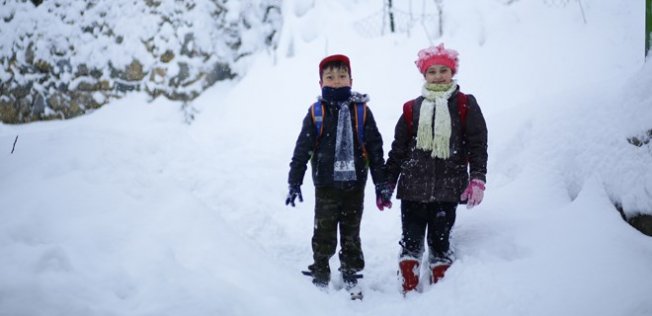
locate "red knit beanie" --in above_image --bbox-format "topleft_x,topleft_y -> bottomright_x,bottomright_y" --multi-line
319,54 -> 351,76
415,43 -> 459,74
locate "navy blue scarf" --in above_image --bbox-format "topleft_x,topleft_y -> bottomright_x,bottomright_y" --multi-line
321,86 -> 352,103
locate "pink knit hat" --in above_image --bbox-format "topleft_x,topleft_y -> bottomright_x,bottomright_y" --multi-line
415,43 -> 459,74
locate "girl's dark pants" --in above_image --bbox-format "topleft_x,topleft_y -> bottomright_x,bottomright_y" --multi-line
399,200 -> 457,263
308,186 -> 365,284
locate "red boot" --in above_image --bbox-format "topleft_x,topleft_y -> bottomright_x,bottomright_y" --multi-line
399,259 -> 420,293
430,263 -> 451,284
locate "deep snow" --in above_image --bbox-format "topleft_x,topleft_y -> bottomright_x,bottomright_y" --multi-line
1,0 -> 651,315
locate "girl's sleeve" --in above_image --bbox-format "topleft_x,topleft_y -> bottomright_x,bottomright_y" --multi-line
386,113 -> 410,185
362,107 -> 386,186
464,95 -> 488,182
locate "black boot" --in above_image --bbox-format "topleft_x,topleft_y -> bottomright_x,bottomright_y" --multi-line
342,271 -> 363,300
308,262 -> 330,288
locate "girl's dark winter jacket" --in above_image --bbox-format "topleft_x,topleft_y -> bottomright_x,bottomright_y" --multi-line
288,93 -> 385,189
385,89 -> 488,203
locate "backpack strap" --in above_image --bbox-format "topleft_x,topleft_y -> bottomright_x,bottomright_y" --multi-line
310,101 -> 325,137
402,100 -> 415,137
354,102 -> 368,161
354,103 -> 366,144
310,101 -> 325,156
456,92 -> 471,165
456,92 -> 468,129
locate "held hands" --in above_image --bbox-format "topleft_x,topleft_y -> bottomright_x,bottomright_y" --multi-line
286,183 -> 393,210
285,184 -> 303,207
460,179 -> 485,209
375,183 -> 394,211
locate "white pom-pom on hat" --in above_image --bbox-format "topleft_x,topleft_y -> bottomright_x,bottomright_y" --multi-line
415,43 -> 459,74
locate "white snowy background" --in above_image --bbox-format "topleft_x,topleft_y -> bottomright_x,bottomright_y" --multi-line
1,0 -> 652,315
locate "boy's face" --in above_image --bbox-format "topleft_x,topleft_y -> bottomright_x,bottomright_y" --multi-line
320,66 -> 352,88
424,65 -> 453,84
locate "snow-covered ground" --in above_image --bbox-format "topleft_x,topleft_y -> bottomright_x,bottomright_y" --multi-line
1,0 -> 651,315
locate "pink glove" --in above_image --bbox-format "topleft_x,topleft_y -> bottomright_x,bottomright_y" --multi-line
460,179 -> 485,209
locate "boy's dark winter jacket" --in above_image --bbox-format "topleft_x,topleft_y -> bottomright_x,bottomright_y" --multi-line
288,93 -> 385,189
385,90 -> 488,203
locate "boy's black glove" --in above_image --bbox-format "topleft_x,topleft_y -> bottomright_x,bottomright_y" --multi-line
375,183 -> 393,211
285,184 -> 303,207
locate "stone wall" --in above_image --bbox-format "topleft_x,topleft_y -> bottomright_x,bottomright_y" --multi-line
0,0 -> 282,123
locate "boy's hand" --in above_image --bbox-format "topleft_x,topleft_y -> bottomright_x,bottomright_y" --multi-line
285,184 -> 303,207
375,183 -> 393,211
460,179 -> 485,209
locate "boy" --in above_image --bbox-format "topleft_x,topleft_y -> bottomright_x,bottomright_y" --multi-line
285,54 -> 392,296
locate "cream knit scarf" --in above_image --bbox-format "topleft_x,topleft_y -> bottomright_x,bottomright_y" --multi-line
416,81 -> 458,159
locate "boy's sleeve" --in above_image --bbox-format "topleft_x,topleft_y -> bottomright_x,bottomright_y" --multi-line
385,113 -> 410,186
464,95 -> 488,183
363,106 -> 385,185
288,109 -> 317,186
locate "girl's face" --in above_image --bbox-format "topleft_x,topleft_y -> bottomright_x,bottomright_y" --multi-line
320,66 -> 352,88
424,65 -> 453,84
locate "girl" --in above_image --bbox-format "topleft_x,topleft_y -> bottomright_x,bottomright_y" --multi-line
385,44 -> 488,294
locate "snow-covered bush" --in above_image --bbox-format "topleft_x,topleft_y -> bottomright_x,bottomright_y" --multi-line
0,0 -> 282,123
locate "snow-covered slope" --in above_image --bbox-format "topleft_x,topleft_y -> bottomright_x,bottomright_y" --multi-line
1,0 -> 651,315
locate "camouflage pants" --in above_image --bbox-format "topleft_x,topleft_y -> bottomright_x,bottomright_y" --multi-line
308,186 -> 365,283
399,200 -> 457,264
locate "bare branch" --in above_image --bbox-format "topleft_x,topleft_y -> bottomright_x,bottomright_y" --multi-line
11,135 -> 18,154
